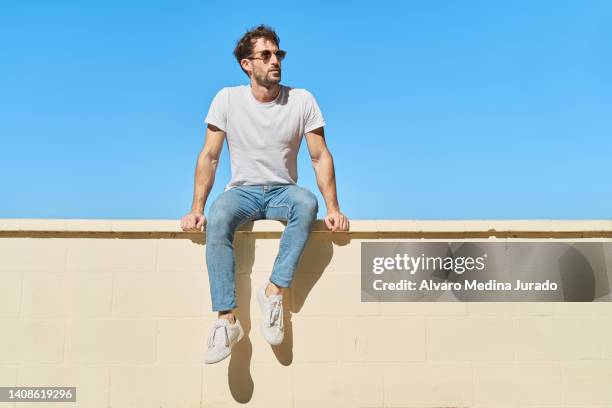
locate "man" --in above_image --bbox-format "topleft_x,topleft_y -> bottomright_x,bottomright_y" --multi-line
180,24 -> 349,364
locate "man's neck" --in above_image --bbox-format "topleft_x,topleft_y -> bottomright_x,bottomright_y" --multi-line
250,81 -> 280,103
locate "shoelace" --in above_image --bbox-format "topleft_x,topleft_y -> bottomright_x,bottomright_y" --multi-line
267,298 -> 284,331
207,322 -> 229,349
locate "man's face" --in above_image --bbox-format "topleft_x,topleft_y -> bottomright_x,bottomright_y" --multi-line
245,38 -> 282,87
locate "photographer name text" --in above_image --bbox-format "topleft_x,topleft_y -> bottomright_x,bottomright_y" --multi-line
373,279 -> 558,291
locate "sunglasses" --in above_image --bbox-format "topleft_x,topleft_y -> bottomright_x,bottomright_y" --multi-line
247,49 -> 287,63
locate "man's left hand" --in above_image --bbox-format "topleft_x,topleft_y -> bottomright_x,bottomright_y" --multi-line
324,211 -> 350,232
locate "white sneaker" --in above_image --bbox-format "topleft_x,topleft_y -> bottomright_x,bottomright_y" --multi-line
257,284 -> 284,346
204,318 -> 244,364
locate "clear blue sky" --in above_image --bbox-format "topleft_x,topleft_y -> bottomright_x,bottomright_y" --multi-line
1,0 -> 610,219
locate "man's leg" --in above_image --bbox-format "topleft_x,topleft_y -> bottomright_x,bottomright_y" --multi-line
254,185 -> 317,346
263,185 -> 318,291
205,186 -> 263,318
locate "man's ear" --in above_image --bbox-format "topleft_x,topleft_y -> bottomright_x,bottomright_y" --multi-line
240,58 -> 252,76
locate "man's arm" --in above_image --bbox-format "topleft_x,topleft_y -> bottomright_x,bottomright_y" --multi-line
181,124 -> 225,231
305,126 -> 349,231
191,124 -> 226,213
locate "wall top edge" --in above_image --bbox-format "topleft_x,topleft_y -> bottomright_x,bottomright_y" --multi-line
0,219 -> 611,233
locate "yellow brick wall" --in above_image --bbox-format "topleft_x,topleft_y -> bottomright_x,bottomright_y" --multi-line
0,220 -> 611,408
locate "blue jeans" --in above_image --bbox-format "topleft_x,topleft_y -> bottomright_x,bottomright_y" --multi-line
205,184 -> 318,311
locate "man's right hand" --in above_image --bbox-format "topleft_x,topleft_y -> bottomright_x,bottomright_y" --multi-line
180,211 -> 206,232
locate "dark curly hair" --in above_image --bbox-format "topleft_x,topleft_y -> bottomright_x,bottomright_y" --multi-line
233,24 -> 280,77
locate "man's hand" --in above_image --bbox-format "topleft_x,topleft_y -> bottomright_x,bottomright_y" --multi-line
324,211 -> 349,232
180,211 -> 206,232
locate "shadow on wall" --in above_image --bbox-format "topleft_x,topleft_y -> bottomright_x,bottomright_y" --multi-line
194,223 -> 350,403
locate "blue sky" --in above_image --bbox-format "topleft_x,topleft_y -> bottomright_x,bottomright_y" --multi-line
1,0 -> 610,219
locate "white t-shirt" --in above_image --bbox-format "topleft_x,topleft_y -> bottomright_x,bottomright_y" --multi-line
204,84 -> 326,191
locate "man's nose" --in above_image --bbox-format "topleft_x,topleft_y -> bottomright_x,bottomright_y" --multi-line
269,53 -> 280,65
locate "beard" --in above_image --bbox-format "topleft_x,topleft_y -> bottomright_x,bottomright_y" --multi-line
253,67 -> 281,87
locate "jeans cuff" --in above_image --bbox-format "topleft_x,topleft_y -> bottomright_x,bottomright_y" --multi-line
269,276 -> 291,288
211,301 -> 237,312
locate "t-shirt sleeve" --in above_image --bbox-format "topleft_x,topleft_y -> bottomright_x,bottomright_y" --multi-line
303,91 -> 326,134
204,88 -> 228,132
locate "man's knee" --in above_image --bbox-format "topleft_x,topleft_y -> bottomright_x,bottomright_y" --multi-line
207,201 -> 236,234
291,188 -> 318,221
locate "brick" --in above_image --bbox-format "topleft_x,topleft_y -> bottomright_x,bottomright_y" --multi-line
381,301 -> 468,315
250,363 -> 293,406
383,363 -> 472,407
337,317 -> 425,362
110,220 -> 178,232
290,317 -> 337,362
602,318 -> 612,359
427,317 -> 514,360
295,235 -> 335,275
157,318 -> 211,362
562,361 -> 612,404
16,365 -> 109,408
0,319 -> 64,363
0,366 -> 17,385
110,364 -> 201,408
294,363 -> 383,408
0,272 -> 21,317
65,319 -> 156,363
376,220 -> 468,232
18,219 -> 67,231
64,219 -> 112,231
241,219 -> 284,232
0,219 -> 22,230
21,272 -> 113,318
555,302 -> 612,315
20,273 -> 67,317
515,317 -> 601,360
0,238 -> 66,272
469,301 -> 554,316
232,235 -> 258,274
112,272 -> 207,317
241,238 -> 280,271
340,220 -> 378,232
157,238 -> 205,272
292,273 -> 379,316
201,355 -> 254,407
328,239 -> 363,273
66,238 -> 156,272
66,272 -> 113,317
235,273 -> 258,312
473,362 -> 561,405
